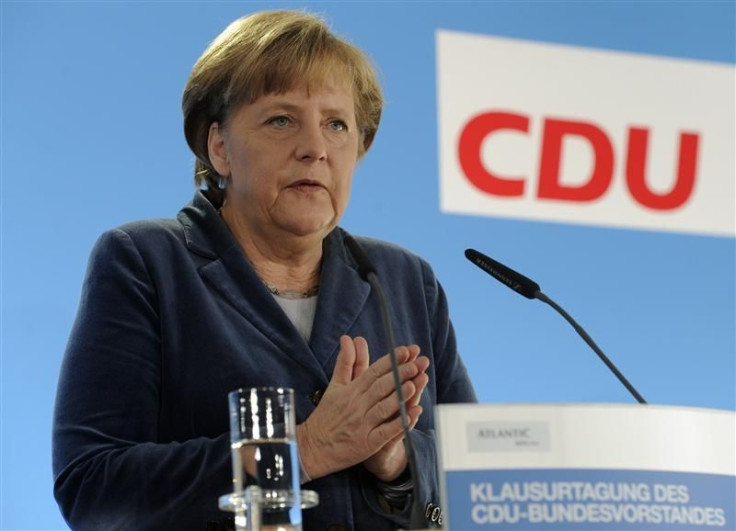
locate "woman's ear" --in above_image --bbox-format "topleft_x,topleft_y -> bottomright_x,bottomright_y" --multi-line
207,122 -> 231,177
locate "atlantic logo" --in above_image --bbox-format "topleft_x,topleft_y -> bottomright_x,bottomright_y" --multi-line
437,30 -> 735,236
476,427 -> 531,439
467,422 -> 550,452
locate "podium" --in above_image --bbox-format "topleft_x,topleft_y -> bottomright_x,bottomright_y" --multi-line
435,404 -> 735,530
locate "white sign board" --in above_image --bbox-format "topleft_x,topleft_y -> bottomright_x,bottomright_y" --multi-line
437,30 -> 736,236
435,404 -> 735,530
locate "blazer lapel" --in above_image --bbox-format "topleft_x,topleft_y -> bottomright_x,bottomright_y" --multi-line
178,192 -> 330,382
309,229 -> 371,371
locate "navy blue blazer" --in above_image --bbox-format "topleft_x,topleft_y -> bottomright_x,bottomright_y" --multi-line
53,191 -> 476,530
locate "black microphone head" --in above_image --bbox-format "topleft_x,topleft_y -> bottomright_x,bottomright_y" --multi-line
343,234 -> 377,280
465,248 -> 540,299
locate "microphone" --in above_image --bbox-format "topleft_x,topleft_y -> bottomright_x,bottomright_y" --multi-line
344,234 -> 428,529
465,248 -> 647,404
465,248 -> 539,299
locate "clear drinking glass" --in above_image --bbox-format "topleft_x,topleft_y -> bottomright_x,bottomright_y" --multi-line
228,387 -> 302,531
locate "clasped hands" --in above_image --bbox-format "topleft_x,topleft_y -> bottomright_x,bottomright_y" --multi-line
297,335 -> 429,483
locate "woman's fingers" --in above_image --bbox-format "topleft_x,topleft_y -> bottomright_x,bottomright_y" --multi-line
366,409 -> 406,448
407,371 -> 429,409
355,347 -> 410,392
302,337 -> 430,481
365,365 -> 430,427
368,380 -> 417,424
357,345 -> 429,427
406,344 -> 421,362
376,357 -> 428,400
408,403 -> 423,429
352,336 -> 370,380
365,400 -> 425,449
331,335 -> 357,385
371,362 -> 418,406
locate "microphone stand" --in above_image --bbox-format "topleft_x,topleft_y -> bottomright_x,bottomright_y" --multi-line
364,273 -> 428,529
535,291 -> 647,404
344,234 -> 428,529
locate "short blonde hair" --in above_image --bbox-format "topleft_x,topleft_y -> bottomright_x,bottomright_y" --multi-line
182,10 -> 383,201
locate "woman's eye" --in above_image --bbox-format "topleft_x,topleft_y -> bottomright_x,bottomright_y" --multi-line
268,116 -> 291,127
329,120 -> 348,132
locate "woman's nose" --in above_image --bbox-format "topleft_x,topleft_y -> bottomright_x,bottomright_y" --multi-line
294,121 -> 328,162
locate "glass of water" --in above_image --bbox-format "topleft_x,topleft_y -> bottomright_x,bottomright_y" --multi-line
228,387 -> 302,531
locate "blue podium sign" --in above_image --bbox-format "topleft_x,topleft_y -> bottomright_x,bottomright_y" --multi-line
435,404 -> 735,530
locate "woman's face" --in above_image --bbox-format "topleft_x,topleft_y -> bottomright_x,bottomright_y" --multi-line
209,81 -> 360,242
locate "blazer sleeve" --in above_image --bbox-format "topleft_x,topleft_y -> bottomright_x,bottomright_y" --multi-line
52,229 -> 231,530
412,260 -> 478,524
422,257 -> 477,405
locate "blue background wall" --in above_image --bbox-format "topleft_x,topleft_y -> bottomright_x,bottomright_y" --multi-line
2,2 -> 734,529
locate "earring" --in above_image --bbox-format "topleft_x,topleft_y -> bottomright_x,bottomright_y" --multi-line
217,176 -> 227,190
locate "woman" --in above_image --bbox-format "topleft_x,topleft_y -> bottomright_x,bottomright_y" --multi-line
53,10 -> 476,530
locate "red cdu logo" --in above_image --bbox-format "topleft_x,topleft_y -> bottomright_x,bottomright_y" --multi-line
458,111 -> 700,211
437,30 -> 734,236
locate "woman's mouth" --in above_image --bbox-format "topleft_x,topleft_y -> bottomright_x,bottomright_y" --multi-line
288,179 -> 325,192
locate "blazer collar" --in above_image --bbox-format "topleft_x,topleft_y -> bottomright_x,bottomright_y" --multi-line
177,190 -> 235,260
177,191 -> 370,382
